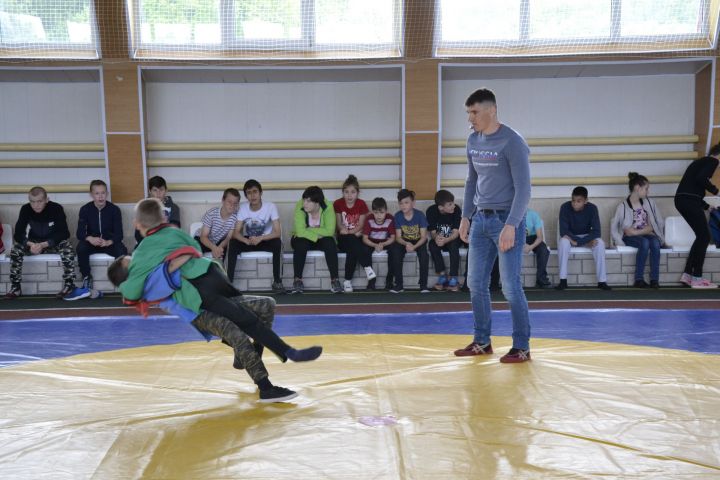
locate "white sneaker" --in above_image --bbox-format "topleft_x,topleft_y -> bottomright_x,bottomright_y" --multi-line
689,277 -> 718,289
343,280 -> 353,293
364,266 -> 377,280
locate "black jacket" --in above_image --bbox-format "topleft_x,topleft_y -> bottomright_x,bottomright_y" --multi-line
77,201 -> 124,244
14,201 -> 70,247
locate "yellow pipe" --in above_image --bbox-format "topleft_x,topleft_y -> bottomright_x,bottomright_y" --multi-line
148,157 -> 401,167
440,175 -> 682,188
0,159 -> 105,168
0,144 -> 103,152
442,151 -> 698,164
169,180 -> 401,191
148,140 -> 401,151
0,184 -> 89,193
442,135 -> 699,148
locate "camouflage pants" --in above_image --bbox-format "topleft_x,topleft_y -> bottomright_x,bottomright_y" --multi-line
9,240 -> 76,288
191,295 -> 276,384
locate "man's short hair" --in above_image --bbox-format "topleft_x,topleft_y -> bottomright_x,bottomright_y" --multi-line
243,179 -> 262,194
371,197 -> 387,211
107,256 -> 129,287
709,142 -> 720,157
572,186 -> 588,199
465,88 -> 496,107
135,198 -> 164,228
148,176 -> 167,190
434,189 -> 454,205
223,188 -> 241,200
397,188 -> 415,202
29,186 -> 47,198
89,179 -> 107,191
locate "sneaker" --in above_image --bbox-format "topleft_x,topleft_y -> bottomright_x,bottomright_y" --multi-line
330,278 -> 344,293
291,279 -> 304,294
453,342 -> 493,357
689,277 -> 718,289
343,280 -> 353,293
271,281 -> 286,294
366,278 -> 377,290
364,266 -> 377,280
649,280 -> 660,289
4,285 -> 21,299
64,287 -> 91,301
389,286 -> 404,293
555,279 -> 568,291
434,274 -> 448,291
55,284 -> 75,300
90,289 -> 104,299
536,280 -> 553,289
258,386 -> 298,403
598,282 -> 612,291
420,287 -> 431,293
460,282 -> 469,292
500,348 -> 531,363
81,275 -> 93,290
680,272 -> 693,286
446,277 -> 459,292
633,279 -> 649,288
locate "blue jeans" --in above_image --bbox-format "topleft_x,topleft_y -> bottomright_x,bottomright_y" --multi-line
622,234 -> 661,282
468,211 -> 531,350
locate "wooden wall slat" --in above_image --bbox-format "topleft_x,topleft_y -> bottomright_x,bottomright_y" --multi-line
106,134 -> 145,202
405,133 -> 439,200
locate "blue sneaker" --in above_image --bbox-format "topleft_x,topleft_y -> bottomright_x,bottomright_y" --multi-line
434,275 -> 448,291
64,287 -> 91,301
447,277 -> 459,292
90,289 -> 103,299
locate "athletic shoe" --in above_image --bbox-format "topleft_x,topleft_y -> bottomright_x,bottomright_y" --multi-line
633,279 -> 649,288
460,282 -> 469,292
536,280 -> 553,289
286,346 -> 323,362
453,342 -> 493,357
420,287 -> 431,293
364,266 -> 377,280
689,277 -> 718,289
271,281 -> 286,294
500,348 -> 531,363
446,277 -> 459,292
291,279 -> 304,294
258,386 -> 298,403
555,279 -> 568,291
389,286 -> 404,293
434,274 -> 448,291
81,275 -> 93,290
55,284 -> 75,300
366,278 -> 377,290
598,282 -> 612,291
4,285 -> 21,299
343,280 -> 353,293
90,289 -> 103,299
330,279 -> 344,293
64,287 -> 91,301
680,272 -> 693,286
649,280 -> 660,289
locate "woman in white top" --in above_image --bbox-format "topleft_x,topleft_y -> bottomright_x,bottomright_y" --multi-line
610,172 -> 665,288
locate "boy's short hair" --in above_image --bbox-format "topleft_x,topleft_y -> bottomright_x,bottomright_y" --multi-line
148,176 -> 167,190
571,186 -> 588,199
243,179 -> 262,194
107,256 -> 129,287
397,189 -> 415,202
434,189 -> 454,205
465,88 -> 496,107
29,186 -> 47,198
223,188 -> 241,200
371,197 -> 387,211
135,198 -> 165,229
89,179 -> 107,191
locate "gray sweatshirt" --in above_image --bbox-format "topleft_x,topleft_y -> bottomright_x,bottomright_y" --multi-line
462,124 -> 531,228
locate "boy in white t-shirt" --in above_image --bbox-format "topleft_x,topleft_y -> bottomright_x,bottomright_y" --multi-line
227,180 -> 285,293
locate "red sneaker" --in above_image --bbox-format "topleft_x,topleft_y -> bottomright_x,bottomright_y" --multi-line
500,348 -> 531,363
453,342 -> 493,356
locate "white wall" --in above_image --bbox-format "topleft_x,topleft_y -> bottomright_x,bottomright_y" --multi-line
0,81 -> 105,205
144,79 -> 403,203
441,74 -> 696,199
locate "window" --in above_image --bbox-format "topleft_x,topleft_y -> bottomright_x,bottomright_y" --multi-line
436,0 -> 716,57
0,0 -> 98,59
131,0 -> 401,59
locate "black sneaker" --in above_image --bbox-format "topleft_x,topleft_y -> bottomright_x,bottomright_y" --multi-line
633,279 -> 649,288
555,279 -> 568,291
258,386 -> 298,403
536,280 -> 553,289
650,280 -> 660,289
598,282 -> 612,291
366,278 -> 377,290
271,281 -> 286,294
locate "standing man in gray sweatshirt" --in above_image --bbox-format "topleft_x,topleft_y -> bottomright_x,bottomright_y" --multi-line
453,88 -> 532,363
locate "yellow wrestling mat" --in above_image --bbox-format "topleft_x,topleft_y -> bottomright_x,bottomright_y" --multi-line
1,334 -> 719,479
